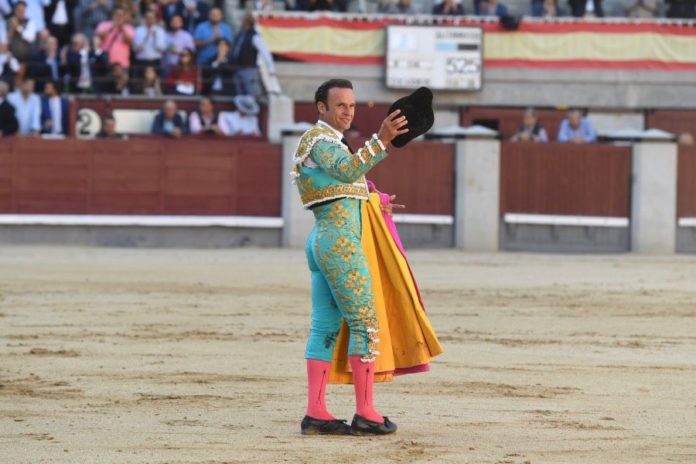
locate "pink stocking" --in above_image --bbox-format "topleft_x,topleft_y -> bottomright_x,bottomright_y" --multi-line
306,359 -> 335,420
349,355 -> 383,423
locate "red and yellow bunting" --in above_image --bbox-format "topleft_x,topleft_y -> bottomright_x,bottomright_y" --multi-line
257,15 -> 696,70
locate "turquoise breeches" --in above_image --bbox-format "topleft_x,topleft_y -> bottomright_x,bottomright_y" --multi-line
304,198 -> 379,363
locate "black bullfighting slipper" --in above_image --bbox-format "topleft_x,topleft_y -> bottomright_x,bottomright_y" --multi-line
350,414 -> 398,436
300,416 -> 352,435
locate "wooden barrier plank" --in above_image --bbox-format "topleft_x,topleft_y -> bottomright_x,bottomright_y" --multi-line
646,110 -> 696,138
677,145 -> 696,218
234,143 -> 282,216
366,141 -> 455,216
0,146 -> 12,210
0,138 -> 283,217
500,142 -> 631,217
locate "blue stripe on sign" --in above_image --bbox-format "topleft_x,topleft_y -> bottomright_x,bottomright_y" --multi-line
436,42 -> 458,51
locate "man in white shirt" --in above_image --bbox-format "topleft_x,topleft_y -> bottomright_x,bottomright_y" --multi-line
13,0 -> 49,33
40,80 -> 68,135
163,14 -> 194,72
7,77 -> 41,135
133,9 -> 166,71
7,1 -> 38,62
224,94 -> 260,136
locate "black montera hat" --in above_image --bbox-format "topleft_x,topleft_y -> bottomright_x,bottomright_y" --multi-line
387,87 -> 434,148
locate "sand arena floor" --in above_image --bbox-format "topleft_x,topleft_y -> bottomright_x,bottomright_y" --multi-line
1,246 -> 695,464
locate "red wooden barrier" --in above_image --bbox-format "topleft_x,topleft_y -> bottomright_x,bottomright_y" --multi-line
678,145 -> 696,218
646,110 -> 696,138
0,138 -> 281,216
364,140 -> 455,216
500,142 -> 632,217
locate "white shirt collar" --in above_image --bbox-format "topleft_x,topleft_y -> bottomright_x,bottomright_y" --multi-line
317,119 -> 343,139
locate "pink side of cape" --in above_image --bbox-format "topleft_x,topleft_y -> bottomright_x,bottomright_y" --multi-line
367,180 -> 431,377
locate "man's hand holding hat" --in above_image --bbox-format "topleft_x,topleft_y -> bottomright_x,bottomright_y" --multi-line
378,110 -> 410,147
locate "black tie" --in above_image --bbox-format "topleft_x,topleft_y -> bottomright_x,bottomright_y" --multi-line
341,137 -> 354,154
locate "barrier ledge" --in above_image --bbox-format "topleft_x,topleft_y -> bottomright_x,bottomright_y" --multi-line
504,213 -> 629,228
678,218 -> 696,227
392,214 -> 453,225
0,215 -> 284,228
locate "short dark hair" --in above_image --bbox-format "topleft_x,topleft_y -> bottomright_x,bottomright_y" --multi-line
314,79 -> 353,108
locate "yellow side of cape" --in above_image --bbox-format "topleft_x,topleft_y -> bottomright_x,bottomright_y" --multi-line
328,193 -> 444,384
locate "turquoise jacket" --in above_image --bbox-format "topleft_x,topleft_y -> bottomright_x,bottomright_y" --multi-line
292,122 -> 389,209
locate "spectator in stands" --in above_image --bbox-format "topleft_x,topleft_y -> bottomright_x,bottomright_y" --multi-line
163,14 -> 195,73
0,43 -> 20,85
133,9 -> 167,72
666,0 -> 696,18
7,1 -> 38,63
96,113 -> 126,139
541,0 -> 558,17
230,14 -> 275,98
113,0 -> 137,22
569,0 -> 604,17
40,79 -> 68,135
379,0 -> 417,13
625,0 -> 657,17
7,77 -> 41,135
0,81 -> 19,136
511,108 -> 548,143
95,8 -> 134,70
224,94 -> 260,136
169,0 -> 210,33
60,32 -> 103,93
477,0 -> 508,15
194,7 -> 232,65
74,0 -> 112,40
28,34 -> 59,92
165,47 -> 200,95
18,0 -> 49,34
45,0 -> 75,47
205,38 -> 235,95
151,98 -> 186,138
188,96 -> 227,135
432,0 -> 466,15
557,109 -> 597,143
104,62 -> 129,95
135,65 -> 162,96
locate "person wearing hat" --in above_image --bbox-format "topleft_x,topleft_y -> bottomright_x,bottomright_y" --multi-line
223,94 -> 260,136
293,78 -> 423,436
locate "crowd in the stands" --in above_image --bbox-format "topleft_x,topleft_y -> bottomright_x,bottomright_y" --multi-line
0,1 -> 275,138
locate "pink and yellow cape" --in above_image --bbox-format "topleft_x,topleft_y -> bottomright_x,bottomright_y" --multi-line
328,185 -> 444,384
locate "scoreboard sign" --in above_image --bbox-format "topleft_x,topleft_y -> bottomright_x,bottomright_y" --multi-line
386,25 -> 483,91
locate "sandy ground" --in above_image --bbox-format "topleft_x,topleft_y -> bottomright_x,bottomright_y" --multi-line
1,246 -> 696,464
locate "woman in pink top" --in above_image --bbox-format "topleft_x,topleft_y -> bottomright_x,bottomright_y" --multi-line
95,8 -> 134,69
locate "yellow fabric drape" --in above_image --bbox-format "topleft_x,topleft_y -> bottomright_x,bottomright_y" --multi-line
328,194 -> 444,384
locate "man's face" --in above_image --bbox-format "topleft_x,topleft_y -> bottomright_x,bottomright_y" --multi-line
319,87 -> 355,133
164,103 -> 177,119
199,98 -> 213,114
44,82 -> 56,97
113,9 -> 124,25
21,79 -> 34,95
523,112 -> 536,128
209,8 -> 222,24
145,11 -> 156,26
15,4 -> 26,19
569,112 -> 581,129
170,15 -> 182,30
